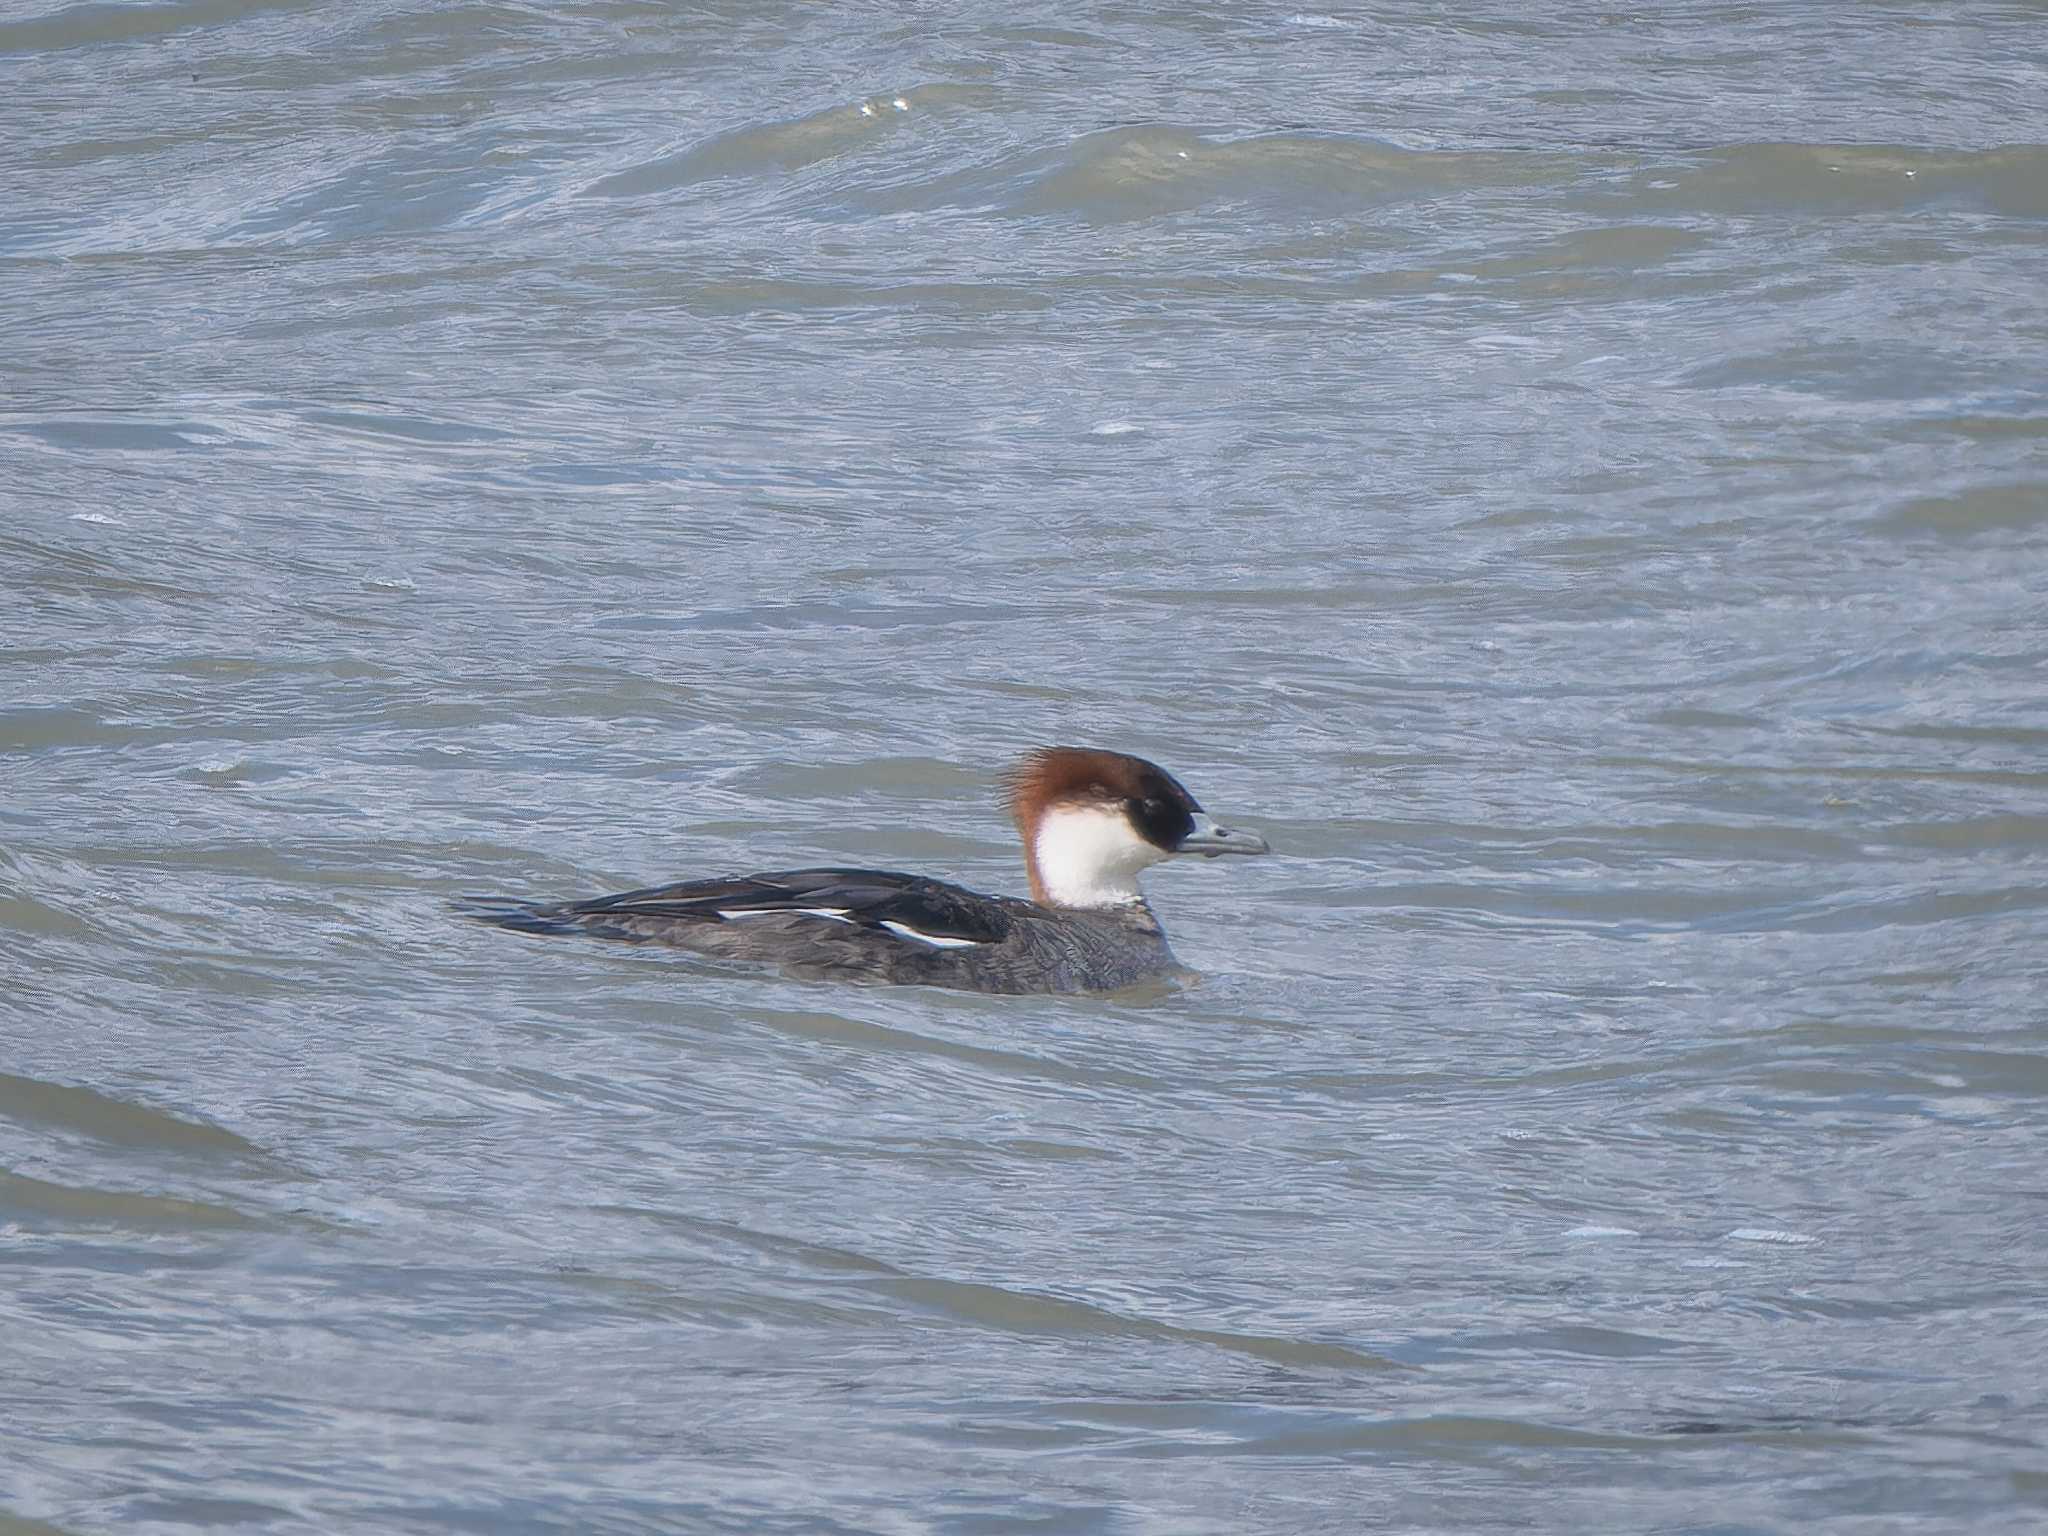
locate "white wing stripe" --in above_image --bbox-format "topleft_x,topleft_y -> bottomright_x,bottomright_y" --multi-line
879,919 -> 981,949
717,907 -> 854,924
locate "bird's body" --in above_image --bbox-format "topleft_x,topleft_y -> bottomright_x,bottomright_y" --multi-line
461,747 -> 1269,995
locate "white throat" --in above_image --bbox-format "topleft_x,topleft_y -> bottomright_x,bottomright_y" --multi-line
1030,804 -> 1168,908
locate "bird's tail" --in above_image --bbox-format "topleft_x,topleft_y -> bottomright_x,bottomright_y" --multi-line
451,896 -> 585,937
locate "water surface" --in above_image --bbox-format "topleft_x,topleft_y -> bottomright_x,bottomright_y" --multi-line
4,2 -> 2047,1531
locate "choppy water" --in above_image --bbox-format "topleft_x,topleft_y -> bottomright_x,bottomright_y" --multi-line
5,2 -> 2048,1531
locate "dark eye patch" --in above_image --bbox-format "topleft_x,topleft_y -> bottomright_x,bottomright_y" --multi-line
1129,773 -> 1198,851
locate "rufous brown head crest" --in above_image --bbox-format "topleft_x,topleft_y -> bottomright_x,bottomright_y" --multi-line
1004,747 -> 1205,903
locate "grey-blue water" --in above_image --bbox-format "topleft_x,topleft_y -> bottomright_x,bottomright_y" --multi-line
5,3 -> 2047,1531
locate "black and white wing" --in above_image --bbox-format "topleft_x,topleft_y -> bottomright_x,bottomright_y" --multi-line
463,867 -> 1016,952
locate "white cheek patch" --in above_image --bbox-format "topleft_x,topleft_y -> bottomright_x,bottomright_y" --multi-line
1033,803 -> 1168,908
718,907 -> 854,924
879,920 -> 981,949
